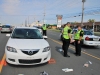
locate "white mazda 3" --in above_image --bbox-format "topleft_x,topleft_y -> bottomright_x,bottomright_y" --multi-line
5,27 -> 51,65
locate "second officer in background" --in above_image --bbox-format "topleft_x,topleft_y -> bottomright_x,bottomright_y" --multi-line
42,24 -> 47,36
74,25 -> 84,56
62,22 -> 72,57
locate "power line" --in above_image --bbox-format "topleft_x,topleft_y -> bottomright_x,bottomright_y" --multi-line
62,11 -> 100,19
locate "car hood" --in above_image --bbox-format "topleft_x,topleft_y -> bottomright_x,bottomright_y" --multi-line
6,38 -> 49,49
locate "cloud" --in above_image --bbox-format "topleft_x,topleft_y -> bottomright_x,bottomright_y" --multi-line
2,0 -> 20,15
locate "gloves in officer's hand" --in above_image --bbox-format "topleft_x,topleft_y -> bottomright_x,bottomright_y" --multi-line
70,39 -> 75,43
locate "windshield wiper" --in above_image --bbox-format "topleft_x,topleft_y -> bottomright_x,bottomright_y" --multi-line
26,37 -> 42,39
11,37 -> 24,39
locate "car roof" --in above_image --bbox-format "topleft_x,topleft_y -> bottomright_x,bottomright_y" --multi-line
15,27 -> 38,29
73,29 -> 88,31
33,26 -> 41,27
2,25 -> 11,26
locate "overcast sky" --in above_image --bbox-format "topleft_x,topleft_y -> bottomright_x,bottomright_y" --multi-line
0,0 -> 100,26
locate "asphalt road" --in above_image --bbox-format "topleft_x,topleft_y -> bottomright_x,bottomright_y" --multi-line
0,30 -> 100,75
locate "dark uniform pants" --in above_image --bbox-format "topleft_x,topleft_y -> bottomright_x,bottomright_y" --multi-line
43,30 -> 47,36
62,39 -> 70,56
75,40 -> 82,55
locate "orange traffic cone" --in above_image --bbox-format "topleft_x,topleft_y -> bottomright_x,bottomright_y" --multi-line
48,58 -> 56,64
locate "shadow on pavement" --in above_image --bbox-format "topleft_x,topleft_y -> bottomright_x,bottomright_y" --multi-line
69,49 -> 75,54
82,45 -> 100,49
71,43 -> 100,49
0,32 -> 12,34
55,46 -> 63,56
55,46 -> 75,56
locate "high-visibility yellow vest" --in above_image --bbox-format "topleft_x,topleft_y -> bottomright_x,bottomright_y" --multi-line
42,25 -> 47,30
63,26 -> 72,39
74,30 -> 84,40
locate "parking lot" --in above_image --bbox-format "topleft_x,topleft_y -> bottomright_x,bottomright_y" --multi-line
0,30 -> 100,75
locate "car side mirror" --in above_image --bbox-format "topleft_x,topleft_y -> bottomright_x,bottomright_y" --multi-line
6,34 -> 11,37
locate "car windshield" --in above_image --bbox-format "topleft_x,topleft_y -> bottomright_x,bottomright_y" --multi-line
2,25 -> 10,28
11,28 -> 43,39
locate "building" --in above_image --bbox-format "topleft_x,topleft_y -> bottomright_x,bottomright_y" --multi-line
70,22 -> 100,32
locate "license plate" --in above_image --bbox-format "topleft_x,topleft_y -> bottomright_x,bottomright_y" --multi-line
27,57 -> 34,59
95,43 -> 100,45
93,38 -> 99,41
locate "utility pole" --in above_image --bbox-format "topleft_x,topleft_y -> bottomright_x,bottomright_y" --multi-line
38,21 -> 40,26
93,22 -> 95,35
43,5 -> 46,25
25,19 -> 27,27
28,16 -> 29,26
81,0 -> 86,26
22,23 -> 23,27
33,15 -> 37,26
34,16 -> 35,23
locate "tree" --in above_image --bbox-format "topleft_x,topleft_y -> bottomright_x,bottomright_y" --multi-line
88,19 -> 95,23
74,21 -> 78,24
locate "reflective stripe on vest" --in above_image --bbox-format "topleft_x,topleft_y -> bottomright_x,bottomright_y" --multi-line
63,26 -> 71,39
74,30 -> 83,40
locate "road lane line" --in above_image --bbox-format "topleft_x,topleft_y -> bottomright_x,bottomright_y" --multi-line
49,38 -> 100,60
0,54 -> 6,73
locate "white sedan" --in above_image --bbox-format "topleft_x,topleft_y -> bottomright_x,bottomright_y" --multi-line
60,29 -> 100,46
5,27 -> 51,65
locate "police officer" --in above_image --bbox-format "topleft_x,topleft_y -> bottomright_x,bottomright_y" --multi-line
42,24 -> 47,36
74,25 -> 84,56
62,22 -> 72,57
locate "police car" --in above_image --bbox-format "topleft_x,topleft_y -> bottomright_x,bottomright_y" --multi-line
60,29 -> 100,46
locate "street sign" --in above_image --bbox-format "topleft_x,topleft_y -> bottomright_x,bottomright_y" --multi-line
56,15 -> 63,28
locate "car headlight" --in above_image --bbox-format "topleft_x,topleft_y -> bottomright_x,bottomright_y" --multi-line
43,46 -> 51,52
7,46 -> 17,53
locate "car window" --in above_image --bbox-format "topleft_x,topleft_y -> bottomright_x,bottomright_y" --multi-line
72,30 -> 77,34
11,29 -> 43,39
72,30 -> 93,35
84,31 -> 93,35
2,25 -> 10,28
